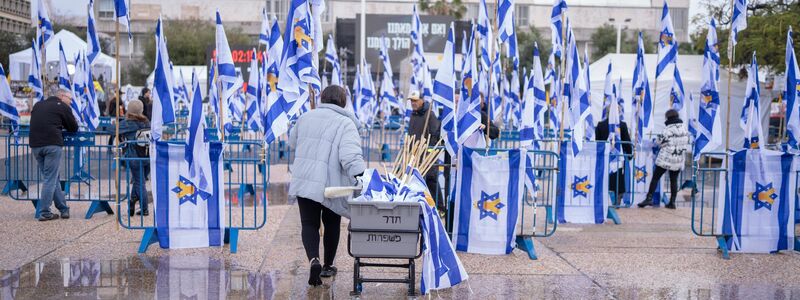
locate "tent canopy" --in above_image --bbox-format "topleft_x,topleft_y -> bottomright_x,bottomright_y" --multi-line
8,30 -> 117,82
587,53 -> 777,152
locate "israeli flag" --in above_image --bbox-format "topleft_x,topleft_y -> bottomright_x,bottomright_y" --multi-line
28,30 -> 43,103
453,148 -> 525,255
694,19 -> 721,161
246,49 -> 263,132
741,52 -> 763,149
730,0 -> 747,47
557,141 -> 609,224
378,37 -> 400,110
151,141 -> 224,249
34,0 -> 53,44
86,0 -> 101,64
550,0 -> 567,58
186,71 -> 214,200
477,0 -> 493,72
785,26 -> 800,149
632,32 -> 652,142
524,43 -> 546,148
325,34 -> 341,86
457,23 -> 482,145
670,59 -> 685,111
418,194 -> 468,294
631,142 -> 657,206
0,64 -> 20,134
656,1 -> 677,79
152,17 -> 176,141
432,25 -> 457,157
716,149 -> 796,253
279,0 -> 321,119
57,42 -> 83,126
259,7 -> 269,45
113,0 -> 132,41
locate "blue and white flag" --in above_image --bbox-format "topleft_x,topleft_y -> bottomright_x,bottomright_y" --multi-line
557,141 -> 609,224
454,148 -> 525,255
74,53 -> 100,130
279,0 -> 321,119
784,26 -> 800,149
632,32 -> 652,143
208,59 -> 220,131
670,59 -> 685,111
688,93 -> 698,139
694,19 -> 721,160
151,141 -> 224,249
418,193 -> 468,294
152,17 -> 176,141
86,0 -> 101,64
497,0 -> 515,58
357,62 -> 376,125
730,0 -> 747,47
432,25 -> 457,157
259,7 -> 270,45
522,43 -> 546,148
186,71 -> 214,201
28,30 -> 43,104
57,42 -> 82,125
716,149 -> 796,253
550,0 -> 567,58
268,15 -> 284,70
379,37 -> 400,110
656,1 -> 677,79
602,61 -> 614,119
215,11 -> 240,133
34,0 -> 53,45
608,82 -> 624,167
740,52 -> 762,149
477,0 -> 493,72
113,0 -> 132,41
0,64 -> 20,135
456,23 -> 482,146
631,142 -> 657,205
325,34 -> 341,86
246,49 -> 263,132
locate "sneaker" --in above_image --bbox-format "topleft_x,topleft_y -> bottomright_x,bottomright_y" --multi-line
60,211 -> 70,219
320,265 -> 337,278
665,202 -> 676,209
136,210 -> 149,216
308,258 -> 322,286
38,214 -> 60,222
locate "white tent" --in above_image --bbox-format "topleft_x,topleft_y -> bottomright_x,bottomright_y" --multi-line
146,65 -> 209,99
8,30 -> 117,82
588,53 -> 777,152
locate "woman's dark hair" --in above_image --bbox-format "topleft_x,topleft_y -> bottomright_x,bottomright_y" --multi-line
665,109 -> 680,120
320,85 -> 348,108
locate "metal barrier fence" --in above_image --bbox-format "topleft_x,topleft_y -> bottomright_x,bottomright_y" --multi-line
2,131 -> 117,219
427,146 -> 560,260
117,140 -> 268,254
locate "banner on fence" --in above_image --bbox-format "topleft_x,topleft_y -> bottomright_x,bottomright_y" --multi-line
557,142 -> 609,224
151,141 -> 225,249
453,148 -> 524,255
715,149 -> 797,253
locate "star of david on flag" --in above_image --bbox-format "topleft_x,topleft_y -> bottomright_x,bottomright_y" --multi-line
571,176 -> 593,198
172,176 -> 211,205
749,182 -> 777,211
476,192 -> 505,220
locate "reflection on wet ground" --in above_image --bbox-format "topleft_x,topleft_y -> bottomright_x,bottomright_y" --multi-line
1,255 -> 800,300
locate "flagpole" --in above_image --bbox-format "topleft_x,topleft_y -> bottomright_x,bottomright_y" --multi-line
216,59 -> 225,143
556,12 -> 567,157
724,0 -> 735,162
114,18 -> 120,230
653,46 -> 661,130
486,0 -> 499,151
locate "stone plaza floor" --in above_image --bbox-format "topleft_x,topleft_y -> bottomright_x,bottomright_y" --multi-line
0,196 -> 798,299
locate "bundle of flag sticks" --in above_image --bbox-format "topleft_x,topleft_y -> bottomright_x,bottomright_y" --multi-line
390,134 -> 443,183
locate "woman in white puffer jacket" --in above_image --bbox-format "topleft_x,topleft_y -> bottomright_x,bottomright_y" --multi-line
638,109 -> 691,209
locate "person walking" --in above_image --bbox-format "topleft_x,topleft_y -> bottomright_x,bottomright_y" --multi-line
288,86 -> 366,286
119,100 -> 150,216
29,89 -> 79,221
638,109 -> 691,209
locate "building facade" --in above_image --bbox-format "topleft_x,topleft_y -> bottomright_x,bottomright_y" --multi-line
0,0 -> 31,34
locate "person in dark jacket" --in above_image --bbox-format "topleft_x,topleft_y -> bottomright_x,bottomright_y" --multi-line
406,91 -> 443,208
595,115 -> 633,202
29,89 -> 79,221
480,96 -> 500,141
140,87 -> 152,121
119,99 -> 150,216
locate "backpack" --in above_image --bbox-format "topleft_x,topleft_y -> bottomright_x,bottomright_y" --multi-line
132,128 -> 151,157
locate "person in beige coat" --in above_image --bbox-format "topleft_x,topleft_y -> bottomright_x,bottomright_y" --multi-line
289,85 -> 366,286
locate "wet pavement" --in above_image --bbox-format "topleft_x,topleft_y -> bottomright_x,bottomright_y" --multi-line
0,196 -> 799,299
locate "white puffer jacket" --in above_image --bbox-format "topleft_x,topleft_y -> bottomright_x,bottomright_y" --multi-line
289,103 -> 367,217
655,120 -> 691,171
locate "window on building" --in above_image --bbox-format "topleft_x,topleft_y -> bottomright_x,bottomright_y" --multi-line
266,0 -> 287,23
515,4 -> 529,27
670,8 -> 688,32
465,3 -> 478,21
97,0 -> 115,20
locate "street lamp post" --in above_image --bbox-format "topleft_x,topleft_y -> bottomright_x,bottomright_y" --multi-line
608,18 -> 632,54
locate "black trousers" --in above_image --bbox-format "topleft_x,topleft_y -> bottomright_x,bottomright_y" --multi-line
297,197 -> 341,266
646,166 -> 680,203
